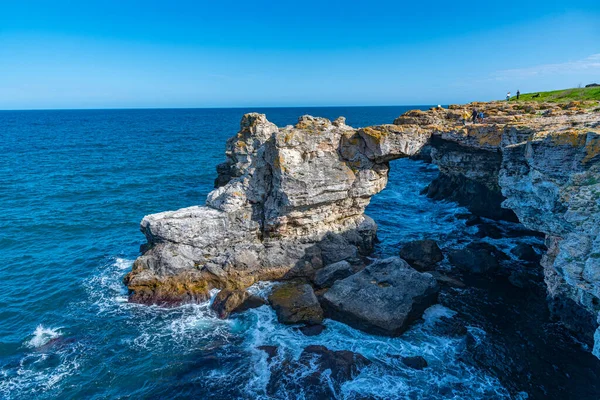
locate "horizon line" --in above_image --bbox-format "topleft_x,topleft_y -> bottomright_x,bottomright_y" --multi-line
0,103 -> 457,112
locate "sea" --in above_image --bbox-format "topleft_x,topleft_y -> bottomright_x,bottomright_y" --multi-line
0,107 -> 597,399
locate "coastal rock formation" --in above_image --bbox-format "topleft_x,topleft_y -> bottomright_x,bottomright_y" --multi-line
125,113 -> 426,305
127,100 -> 600,356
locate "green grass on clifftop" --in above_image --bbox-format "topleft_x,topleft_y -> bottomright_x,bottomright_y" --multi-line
511,86 -> 600,102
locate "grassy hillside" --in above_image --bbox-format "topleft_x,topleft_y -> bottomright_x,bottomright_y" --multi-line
511,86 -> 600,102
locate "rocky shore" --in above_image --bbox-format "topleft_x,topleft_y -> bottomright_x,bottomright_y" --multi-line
125,100 -> 600,360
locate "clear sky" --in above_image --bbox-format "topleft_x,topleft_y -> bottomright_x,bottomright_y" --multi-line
1,0 -> 599,109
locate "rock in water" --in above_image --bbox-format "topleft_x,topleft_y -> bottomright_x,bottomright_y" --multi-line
402,355 -> 428,370
321,257 -> 439,336
399,239 -> 443,270
268,283 -> 324,325
298,324 -> 326,336
266,345 -> 371,398
210,289 -> 265,319
313,260 -> 354,288
125,113 -> 427,305
448,242 -> 505,274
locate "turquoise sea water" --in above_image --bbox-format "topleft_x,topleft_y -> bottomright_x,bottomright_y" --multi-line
0,107 -> 557,399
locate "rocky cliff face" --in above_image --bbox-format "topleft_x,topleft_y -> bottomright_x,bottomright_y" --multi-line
126,100 -> 600,355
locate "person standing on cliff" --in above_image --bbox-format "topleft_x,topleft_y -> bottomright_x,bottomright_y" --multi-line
472,108 -> 478,123
506,91 -> 511,101
462,110 -> 470,125
516,90 -> 520,100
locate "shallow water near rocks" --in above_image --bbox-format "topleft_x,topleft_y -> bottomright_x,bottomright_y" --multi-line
1,107 -> 598,399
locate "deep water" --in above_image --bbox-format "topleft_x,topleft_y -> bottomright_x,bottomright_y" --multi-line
0,107 -> 598,399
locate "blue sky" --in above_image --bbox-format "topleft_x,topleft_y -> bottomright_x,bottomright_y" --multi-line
1,1 -> 599,109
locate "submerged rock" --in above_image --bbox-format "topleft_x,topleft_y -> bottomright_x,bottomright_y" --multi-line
266,345 -> 371,398
298,324 -> 326,336
399,239 -> 443,270
448,242 -> 506,274
268,282 -> 323,325
210,289 -> 265,318
402,355 -> 428,370
321,257 -> 439,336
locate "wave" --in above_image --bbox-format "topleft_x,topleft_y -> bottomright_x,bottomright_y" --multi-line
26,325 -> 62,348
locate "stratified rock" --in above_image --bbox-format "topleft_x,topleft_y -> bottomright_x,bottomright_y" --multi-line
448,242 -> 505,274
210,289 -> 265,319
402,356 -> 428,370
321,257 -> 439,336
268,283 -> 323,325
399,239 -> 443,270
313,260 -> 354,288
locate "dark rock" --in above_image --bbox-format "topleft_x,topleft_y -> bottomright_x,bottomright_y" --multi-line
402,355 -> 428,370
399,239 -> 443,271
448,242 -> 507,274
298,324 -> 326,336
258,345 -> 278,361
321,257 -> 439,336
434,316 -> 468,337
465,215 -> 483,226
510,243 -> 541,263
585,83 -> 599,88
318,232 -> 358,266
210,289 -> 265,318
268,283 -> 323,325
475,223 -> 504,239
266,345 -> 371,397
313,260 -> 354,288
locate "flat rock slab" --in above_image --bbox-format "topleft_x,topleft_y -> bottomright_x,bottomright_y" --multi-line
268,282 -> 324,325
321,257 -> 439,336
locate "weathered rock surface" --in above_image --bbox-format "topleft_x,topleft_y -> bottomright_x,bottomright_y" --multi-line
313,260 -> 354,288
127,100 -> 600,357
321,257 -> 439,336
268,282 -> 323,325
210,289 -> 265,318
399,239 -> 443,270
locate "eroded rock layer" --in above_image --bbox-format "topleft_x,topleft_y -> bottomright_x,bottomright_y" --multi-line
126,100 -> 600,355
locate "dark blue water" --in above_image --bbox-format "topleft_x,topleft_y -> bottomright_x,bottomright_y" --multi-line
0,107 -> 509,399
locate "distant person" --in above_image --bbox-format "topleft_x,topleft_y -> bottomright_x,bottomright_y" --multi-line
462,110 -> 470,125
516,90 -> 520,100
472,108 -> 478,123
478,111 -> 484,122
506,92 -> 511,101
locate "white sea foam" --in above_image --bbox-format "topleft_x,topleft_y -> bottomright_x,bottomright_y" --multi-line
422,304 -> 457,325
26,325 -> 62,348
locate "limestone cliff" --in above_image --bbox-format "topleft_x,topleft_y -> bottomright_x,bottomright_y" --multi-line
126,100 -> 600,355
